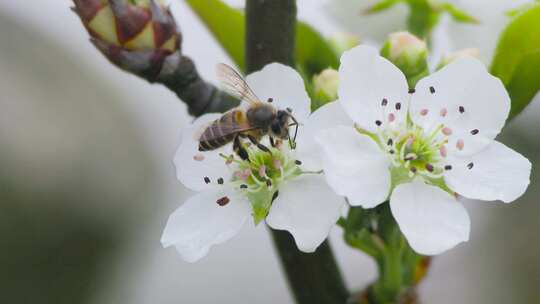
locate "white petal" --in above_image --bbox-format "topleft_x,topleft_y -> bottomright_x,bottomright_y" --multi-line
410,58 -> 510,156
444,141 -> 531,203
246,63 -> 311,123
174,114 -> 233,191
316,126 -> 391,208
390,180 -> 470,255
306,101 -> 352,131
338,45 -> 409,132
295,101 -> 352,171
161,189 -> 251,262
266,175 -> 345,252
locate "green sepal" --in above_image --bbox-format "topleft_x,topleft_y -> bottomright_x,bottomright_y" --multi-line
437,2 -> 479,24
363,0 -> 401,15
491,4 -> 540,120
364,0 -> 477,39
247,189 -> 275,225
407,1 -> 440,39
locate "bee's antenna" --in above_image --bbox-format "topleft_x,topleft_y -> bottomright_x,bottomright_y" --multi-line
288,114 -> 299,147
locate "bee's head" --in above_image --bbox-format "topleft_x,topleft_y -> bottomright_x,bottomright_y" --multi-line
270,108 -> 296,140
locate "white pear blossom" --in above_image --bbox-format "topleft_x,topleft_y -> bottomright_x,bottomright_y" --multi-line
315,45 -> 531,255
161,63 -> 345,262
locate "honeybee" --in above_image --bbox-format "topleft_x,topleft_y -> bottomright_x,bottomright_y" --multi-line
198,63 -> 299,160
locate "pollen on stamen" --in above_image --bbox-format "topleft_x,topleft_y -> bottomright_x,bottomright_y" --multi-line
406,136 -> 415,148
405,153 -> 417,161
410,166 -> 417,173
216,196 -> 230,206
442,127 -> 453,136
387,138 -> 393,146
467,162 -> 474,169
408,88 -> 416,94
258,165 -> 267,177
444,165 -> 452,170
295,160 -> 302,165
273,159 -> 282,169
240,184 -> 248,189
459,106 -> 465,113
425,163 -> 434,172
217,177 -> 224,185
440,108 -> 448,117
204,177 -> 211,184
429,86 -> 436,94
420,109 -> 429,116
375,120 -> 382,126
266,180 -> 272,187
456,139 -> 465,151
381,98 -> 388,106
234,171 -> 245,180
471,129 -> 479,135
395,103 -> 401,110
439,145 -> 447,157
234,169 -> 250,181
388,113 -> 396,122
193,154 -> 205,161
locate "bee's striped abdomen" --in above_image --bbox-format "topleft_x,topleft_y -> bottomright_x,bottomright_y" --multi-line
198,112 -> 240,151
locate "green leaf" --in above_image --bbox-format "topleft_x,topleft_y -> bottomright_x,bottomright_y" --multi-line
186,0 -> 338,76
296,22 -> 340,75
491,4 -> 540,119
504,52 -> 540,119
185,0 -> 246,71
507,2 -> 540,17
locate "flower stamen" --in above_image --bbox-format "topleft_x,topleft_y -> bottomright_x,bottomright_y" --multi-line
216,196 -> 230,206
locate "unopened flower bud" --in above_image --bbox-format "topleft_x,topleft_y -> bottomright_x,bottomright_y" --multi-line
381,32 -> 428,86
328,32 -> 360,55
73,0 -> 181,78
437,48 -> 480,70
313,68 -> 339,105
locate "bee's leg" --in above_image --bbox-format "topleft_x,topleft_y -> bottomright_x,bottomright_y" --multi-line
234,135 -> 249,161
269,136 -> 276,148
247,135 -> 271,153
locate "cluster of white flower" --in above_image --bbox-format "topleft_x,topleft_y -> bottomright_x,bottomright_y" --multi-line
161,45 -> 531,262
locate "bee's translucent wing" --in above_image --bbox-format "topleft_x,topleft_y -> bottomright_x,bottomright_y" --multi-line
216,63 -> 261,105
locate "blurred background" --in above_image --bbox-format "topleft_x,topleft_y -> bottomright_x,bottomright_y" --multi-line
0,0 -> 538,303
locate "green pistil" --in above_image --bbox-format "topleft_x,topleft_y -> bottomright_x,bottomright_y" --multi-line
382,125 -> 449,191
230,146 -> 302,224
